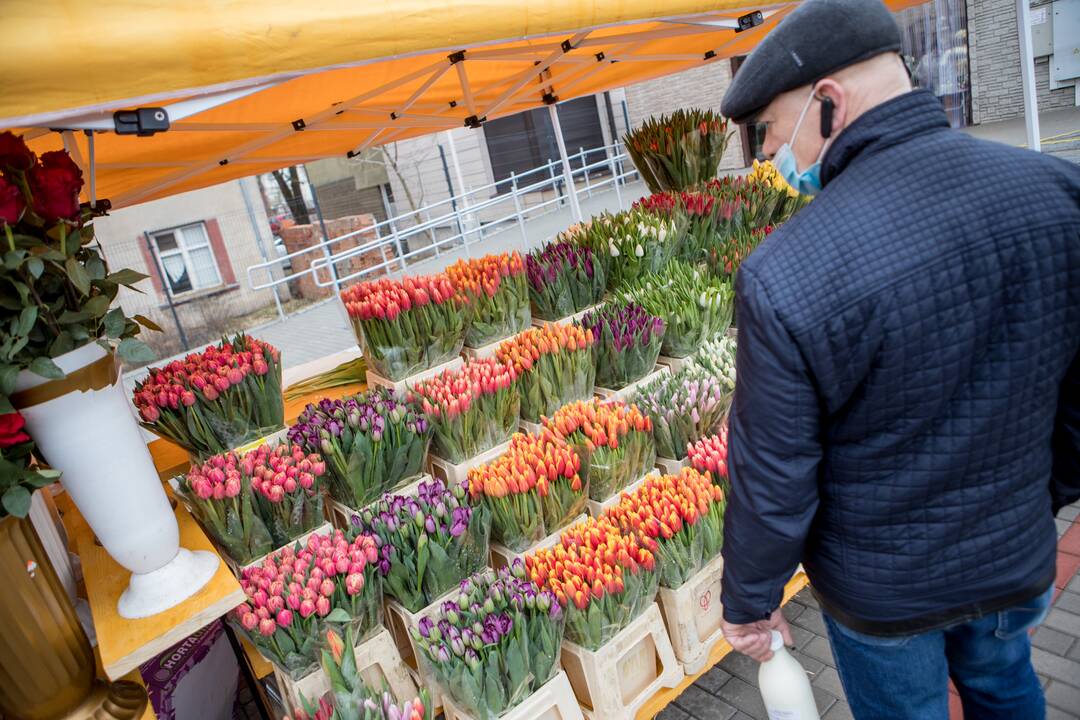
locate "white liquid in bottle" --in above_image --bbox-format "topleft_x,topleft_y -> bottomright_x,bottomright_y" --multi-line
758,630 -> 821,720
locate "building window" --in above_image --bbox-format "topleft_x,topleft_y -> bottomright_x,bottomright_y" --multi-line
896,0 -> 971,128
150,222 -> 222,295
730,57 -> 767,165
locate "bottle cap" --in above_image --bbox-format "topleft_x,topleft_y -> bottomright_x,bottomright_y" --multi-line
770,630 -> 784,652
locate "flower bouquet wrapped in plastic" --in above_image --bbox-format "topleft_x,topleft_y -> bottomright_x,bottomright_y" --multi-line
413,562 -> 565,720
543,400 -> 655,503
686,334 -> 737,394
581,303 -> 664,390
525,242 -> 606,321
134,334 -> 284,459
298,625 -> 434,720
496,324 -> 595,423
467,432 -> 586,551
230,530 -> 383,679
177,450 -> 275,565
356,478 -> 491,612
246,441 -> 327,547
623,109 -> 732,193
341,273 -> 465,381
527,516 -> 658,650
603,468 -> 725,589
688,427 -> 729,495
612,261 -> 734,359
634,190 -> 720,264
448,252 -> 531,348
407,358 -> 519,464
574,210 -> 678,290
288,389 -> 431,509
633,369 -> 731,460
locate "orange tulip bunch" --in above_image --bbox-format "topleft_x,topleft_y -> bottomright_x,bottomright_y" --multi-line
542,399 -> 656,503
467,432 -> 587,551
526,516 -> 658,650
496,323 -> 595,423
448,252 -> 531,348
603,468 -> 725,589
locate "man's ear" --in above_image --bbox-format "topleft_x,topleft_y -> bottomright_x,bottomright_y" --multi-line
814,79 -> 845,138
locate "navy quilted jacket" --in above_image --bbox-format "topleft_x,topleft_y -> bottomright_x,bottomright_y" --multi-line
720,90 -> 1080,632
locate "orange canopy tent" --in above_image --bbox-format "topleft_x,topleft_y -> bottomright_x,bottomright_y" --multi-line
1,0 -> 925,210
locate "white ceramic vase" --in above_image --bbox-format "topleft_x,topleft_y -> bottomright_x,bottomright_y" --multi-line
13,342 -> 217,618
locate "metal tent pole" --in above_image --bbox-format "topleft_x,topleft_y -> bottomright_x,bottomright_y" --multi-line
444,129 -> 475,254
548,103 -> 583,223
1016,0 -> 1041,152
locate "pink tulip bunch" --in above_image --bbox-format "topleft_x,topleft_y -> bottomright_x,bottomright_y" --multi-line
232,530 -> 383,679
134,333 -> 284,459
687,424 -> 729,494
180,441 -> 328,565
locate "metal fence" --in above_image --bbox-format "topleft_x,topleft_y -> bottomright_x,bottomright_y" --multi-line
245,141 -> 640,294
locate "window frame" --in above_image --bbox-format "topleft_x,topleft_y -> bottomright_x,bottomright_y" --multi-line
149,221 -> 222,297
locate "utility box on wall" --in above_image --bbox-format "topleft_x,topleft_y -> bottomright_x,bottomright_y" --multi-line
1051,0 -> 1080,85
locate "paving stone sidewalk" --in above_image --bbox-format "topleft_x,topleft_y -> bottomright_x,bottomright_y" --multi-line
659,502 -> 1080,720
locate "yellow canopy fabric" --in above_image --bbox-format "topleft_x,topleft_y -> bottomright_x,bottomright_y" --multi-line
2,0 -> 923,208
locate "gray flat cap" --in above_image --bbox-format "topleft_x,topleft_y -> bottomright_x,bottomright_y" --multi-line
720,0 -> 902,123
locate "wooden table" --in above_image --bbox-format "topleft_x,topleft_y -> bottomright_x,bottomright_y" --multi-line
635,571 -> 810,720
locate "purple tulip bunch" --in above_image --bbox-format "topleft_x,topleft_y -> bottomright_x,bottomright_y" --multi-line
288,389 -> 431,509
353,478 -> 491,612
525,242 -> 607,321
581,303 -> 666,390
413,561 -> 565,720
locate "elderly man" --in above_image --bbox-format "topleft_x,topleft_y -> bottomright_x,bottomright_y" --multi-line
716,0 -> 1080,717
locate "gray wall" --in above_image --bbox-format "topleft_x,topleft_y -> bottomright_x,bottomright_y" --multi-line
967,0 -> 1076,124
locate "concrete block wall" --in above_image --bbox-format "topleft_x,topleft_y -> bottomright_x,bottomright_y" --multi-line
622,62 -> 749,171
967,0 -> 1076,125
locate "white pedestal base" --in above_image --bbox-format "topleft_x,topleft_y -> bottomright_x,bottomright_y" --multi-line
118,548 -> 219,619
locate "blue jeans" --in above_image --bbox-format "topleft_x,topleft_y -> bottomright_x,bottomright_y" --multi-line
822,585 -> 1053,720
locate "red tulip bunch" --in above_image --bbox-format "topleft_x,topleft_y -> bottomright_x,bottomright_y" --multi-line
526,516 -> 658,650
687,425 -> 729,493
447,252 -> 531,348
407,358 -> 519,463
603,468 -> 725,588
134,334 -> 284,459
467,431 -> 586,550
231,529 -> 383,679
341,274 -> 466,380
542,400 -> 655,503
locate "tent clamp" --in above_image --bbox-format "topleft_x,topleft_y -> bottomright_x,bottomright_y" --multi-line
448,100 -> 458,108
448,50 -> 466,64
292,118 -> 306,131
113,108 -> 169,136
464,115 -> 484,128
390,111 -> 399,120
703,50 -> 717,60
561,39 -> 576,53
542,92 -> 559,105
735,11 -> 764,32
595,52 -> 606,62
219,159 -> 229,166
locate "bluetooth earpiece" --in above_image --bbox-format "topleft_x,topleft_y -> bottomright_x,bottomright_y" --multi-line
820,96 -> 835,139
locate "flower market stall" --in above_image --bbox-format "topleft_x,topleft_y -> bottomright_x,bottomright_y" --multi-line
0,1 -> 936,719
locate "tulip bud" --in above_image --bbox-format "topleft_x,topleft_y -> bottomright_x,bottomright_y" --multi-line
276,609 -> 293,628
241,612 -> 258,630
315,596 -> 330,616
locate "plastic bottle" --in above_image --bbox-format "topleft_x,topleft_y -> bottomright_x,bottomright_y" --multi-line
757,630 -> 821,720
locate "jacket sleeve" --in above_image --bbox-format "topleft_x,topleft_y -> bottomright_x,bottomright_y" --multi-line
721,265 -> 823,624
1051,350 -> 1080,515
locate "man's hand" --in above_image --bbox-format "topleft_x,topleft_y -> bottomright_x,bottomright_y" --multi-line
722,609 -> 794,662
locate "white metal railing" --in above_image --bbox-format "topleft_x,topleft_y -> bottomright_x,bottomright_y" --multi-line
245,141 -> 640,293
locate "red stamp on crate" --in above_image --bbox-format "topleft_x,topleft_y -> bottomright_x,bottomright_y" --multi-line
699,590 -> 712,612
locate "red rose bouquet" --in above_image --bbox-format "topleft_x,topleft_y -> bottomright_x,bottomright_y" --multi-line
0,411 -> 61,518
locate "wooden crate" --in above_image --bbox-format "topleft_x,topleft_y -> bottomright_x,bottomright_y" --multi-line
594,366 -> 670,404
325,474 -> 433,530
657,553 -> 725,675
560,603 -> 683,720
461,334 -> 512,361
366,356 -> 464,395
426,440 -> 511,486
441,670 -> 584,720
489,515 -> 585,570
655,355 -> 694,374
654,456 -> 690,476
531,305 -> 598,329
273,626 -> 416,717
223,521 -> 333,577
585,472 -> 654,518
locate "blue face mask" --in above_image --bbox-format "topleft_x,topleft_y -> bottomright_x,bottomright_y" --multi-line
772,88 -> 830,196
